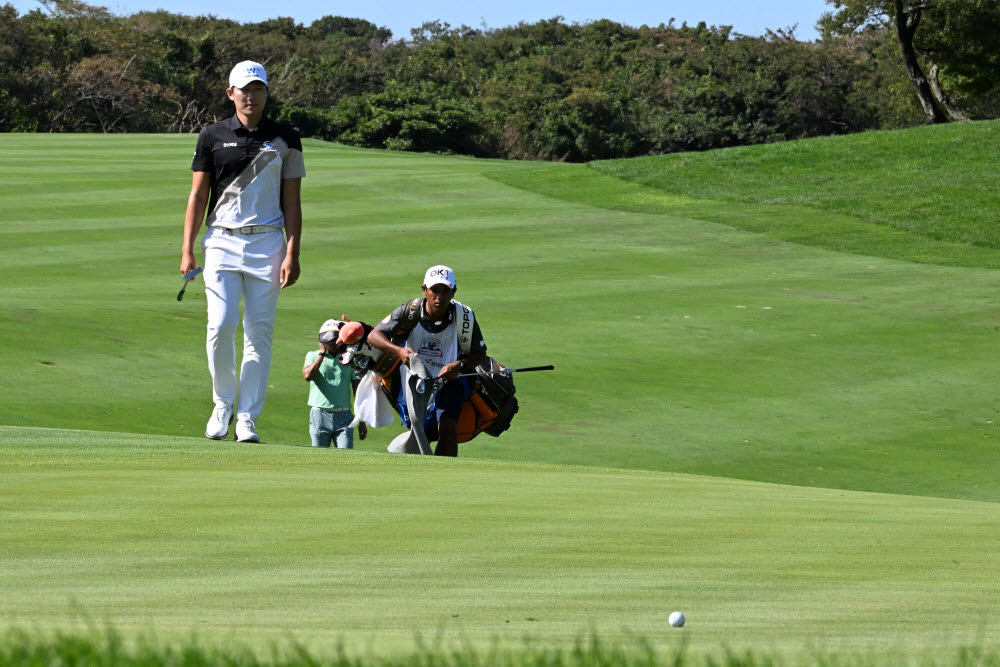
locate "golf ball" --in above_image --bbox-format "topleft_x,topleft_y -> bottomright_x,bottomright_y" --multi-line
668,611 -> 685,627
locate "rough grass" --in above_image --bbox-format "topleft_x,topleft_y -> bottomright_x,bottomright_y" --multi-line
3,626 -> 1000,666
592,121 -> 1000,246
586,120 -> 1000,265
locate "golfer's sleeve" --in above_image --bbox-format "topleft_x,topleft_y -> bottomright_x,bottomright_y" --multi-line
282,134 -> 305,179
191,129 -> 213,172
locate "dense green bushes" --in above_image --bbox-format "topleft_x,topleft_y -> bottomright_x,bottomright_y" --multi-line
1,2 -> 996,159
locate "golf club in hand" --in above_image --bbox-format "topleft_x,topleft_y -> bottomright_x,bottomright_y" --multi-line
457,364 -> 554,379
417,364 -> 554,394
177,266 -> 203,301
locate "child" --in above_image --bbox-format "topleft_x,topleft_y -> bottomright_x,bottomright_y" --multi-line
302,319 -> 367,448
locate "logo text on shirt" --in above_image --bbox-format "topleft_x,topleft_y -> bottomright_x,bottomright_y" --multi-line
418,337 -> 443,359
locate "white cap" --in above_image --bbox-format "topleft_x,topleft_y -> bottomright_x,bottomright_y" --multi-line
423,265 -> 456,290
229,60 -> 268,89
318,318 -> 344,343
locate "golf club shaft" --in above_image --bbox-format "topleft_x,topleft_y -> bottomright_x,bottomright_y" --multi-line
458,364 -> 554,378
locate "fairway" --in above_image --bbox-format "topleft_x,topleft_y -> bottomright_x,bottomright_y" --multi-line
2,127 -> 1000,663
3,426 -> 1000,663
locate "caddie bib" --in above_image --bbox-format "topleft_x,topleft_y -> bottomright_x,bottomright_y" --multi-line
407,318 -> 459,378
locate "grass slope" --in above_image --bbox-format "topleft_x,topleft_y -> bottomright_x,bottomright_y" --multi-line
3,426 -> 1000,664
2,133 -> 1000,503
588,120 -> 1000,265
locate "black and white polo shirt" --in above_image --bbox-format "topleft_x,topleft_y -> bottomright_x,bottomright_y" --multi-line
191,114 -> 306,229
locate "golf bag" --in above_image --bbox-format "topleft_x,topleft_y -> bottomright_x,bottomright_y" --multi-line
391,355 -> 518,443
340,332 -> 517,443
468,357 -> 519,438
337,308 -> 520,443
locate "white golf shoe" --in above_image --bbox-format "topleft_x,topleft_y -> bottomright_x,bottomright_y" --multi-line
205,404 -> 233,440
235,418 -> 260,443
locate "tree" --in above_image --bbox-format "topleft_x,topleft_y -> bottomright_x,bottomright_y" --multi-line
6,5 -> 985,153
819,0 -> 999,123
330,81 -> 488,155
50,54 -> 176,131
820,1 -> 946,122
309,15 -> 391,48
912,0 -> 1000,120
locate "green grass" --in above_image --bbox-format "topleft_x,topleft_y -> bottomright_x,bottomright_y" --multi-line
5,628 -> 1000,667
588,120 -> 1000,261
2,125 -> 1000,663
3,131 -> 1000,501
3,427 -> 1000,665
0,626 -> 686,666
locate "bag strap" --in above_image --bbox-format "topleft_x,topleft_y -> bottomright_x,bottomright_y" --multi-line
394,298 -> 474,356
453,300 -> 474,356
390,298 -> 424,343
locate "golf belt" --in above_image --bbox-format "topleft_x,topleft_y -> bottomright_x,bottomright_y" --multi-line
218,225 -> 281,235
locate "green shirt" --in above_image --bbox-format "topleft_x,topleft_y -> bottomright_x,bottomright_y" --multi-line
304,350 -> 357,409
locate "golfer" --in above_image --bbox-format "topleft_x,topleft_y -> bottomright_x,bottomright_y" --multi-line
366,265 -> 487,456
180,60 -> 305,443
303,319 -> 367,449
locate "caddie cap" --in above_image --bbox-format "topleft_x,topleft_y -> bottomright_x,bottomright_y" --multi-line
318,318 -> 343,344
229,60 -> 268,89
423,265 -> 456,290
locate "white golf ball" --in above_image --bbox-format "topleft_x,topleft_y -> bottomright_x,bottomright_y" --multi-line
668,611 -> 685,627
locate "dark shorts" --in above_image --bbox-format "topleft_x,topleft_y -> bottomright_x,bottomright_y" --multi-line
434,379 -> 468,421
396,377 -> 470,435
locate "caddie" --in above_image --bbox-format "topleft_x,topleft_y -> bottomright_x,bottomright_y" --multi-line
179,59 -> 305,444
366,265 -> 487,457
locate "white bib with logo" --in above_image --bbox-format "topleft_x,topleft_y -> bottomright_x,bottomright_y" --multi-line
407,318 -> 459,378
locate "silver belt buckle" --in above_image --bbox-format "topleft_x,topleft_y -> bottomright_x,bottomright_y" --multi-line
221,225 -> 259,235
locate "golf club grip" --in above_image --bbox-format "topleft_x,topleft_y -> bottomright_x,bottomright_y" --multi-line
513,365 -> 554,372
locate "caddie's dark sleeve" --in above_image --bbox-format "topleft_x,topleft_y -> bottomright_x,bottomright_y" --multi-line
469,319 -> 486,357
375,302 -> 410,338
191,128 -> 214,172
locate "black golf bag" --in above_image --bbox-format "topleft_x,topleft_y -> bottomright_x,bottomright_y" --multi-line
465,357 -> 519,438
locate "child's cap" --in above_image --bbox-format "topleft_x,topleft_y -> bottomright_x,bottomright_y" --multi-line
318,319 -> 344,343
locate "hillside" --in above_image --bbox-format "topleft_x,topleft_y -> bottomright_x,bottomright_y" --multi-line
589,120 -> 1000,265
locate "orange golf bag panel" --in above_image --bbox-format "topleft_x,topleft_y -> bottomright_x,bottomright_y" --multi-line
458,358 -> 519,441
455,390 -> 500,443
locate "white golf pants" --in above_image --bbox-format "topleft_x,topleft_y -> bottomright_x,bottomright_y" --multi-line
202,227 -> 285,422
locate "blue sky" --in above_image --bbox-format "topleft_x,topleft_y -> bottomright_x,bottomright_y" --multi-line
10,0 -> 832,41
